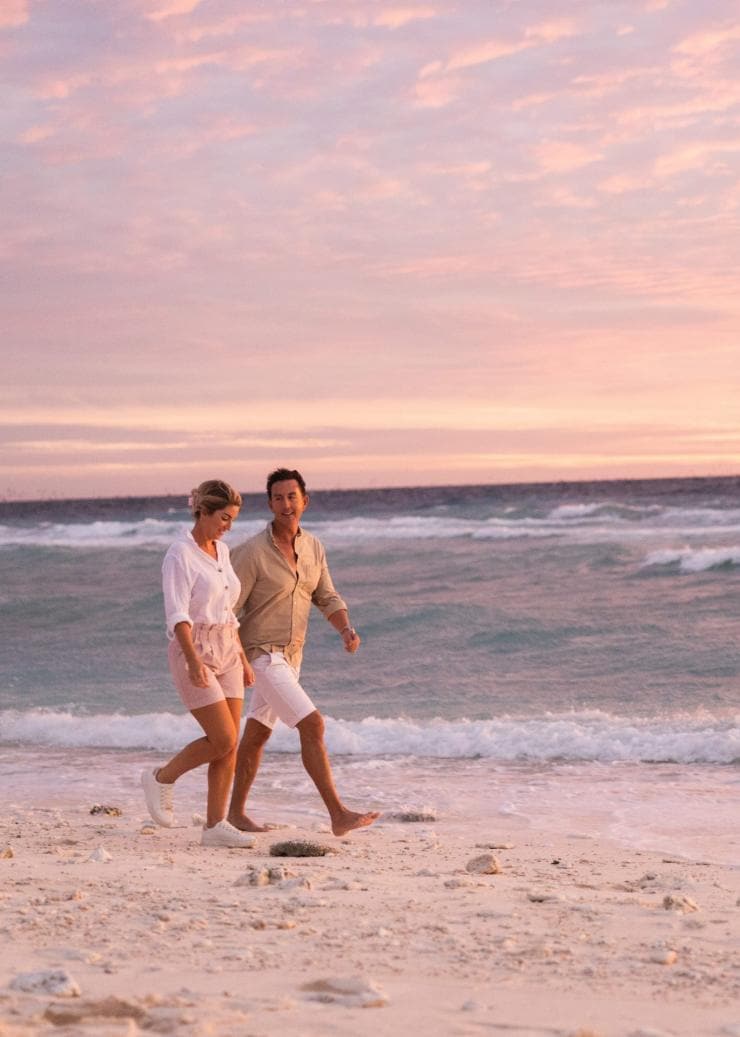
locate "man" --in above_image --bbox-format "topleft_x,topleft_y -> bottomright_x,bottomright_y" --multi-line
227,468 -> 379,837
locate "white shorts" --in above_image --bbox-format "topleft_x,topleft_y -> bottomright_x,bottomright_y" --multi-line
246,652 -> 316,730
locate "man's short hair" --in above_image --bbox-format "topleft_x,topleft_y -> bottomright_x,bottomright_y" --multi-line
266,468 -> 307,498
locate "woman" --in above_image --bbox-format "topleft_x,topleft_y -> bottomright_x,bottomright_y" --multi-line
142,479 -> 256,848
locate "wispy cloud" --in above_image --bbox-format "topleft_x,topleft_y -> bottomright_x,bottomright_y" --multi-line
145,0 -> 205,22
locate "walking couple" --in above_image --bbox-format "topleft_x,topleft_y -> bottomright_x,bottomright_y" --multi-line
142,468 -> 379,847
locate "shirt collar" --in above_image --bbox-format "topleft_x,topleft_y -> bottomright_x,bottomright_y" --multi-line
266,521 -> 303,547
183,528 -> 222,562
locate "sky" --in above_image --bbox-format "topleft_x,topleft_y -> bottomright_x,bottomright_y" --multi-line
2,0 -> 739,500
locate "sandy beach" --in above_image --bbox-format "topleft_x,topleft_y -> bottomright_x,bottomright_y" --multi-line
1,770 -> 738,1037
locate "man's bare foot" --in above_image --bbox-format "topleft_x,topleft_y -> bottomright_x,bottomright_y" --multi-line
227,812 -> 271,833
331,809 -> 381,837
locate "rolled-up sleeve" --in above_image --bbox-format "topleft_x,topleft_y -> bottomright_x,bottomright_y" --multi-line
311,545 -> 346,619
162,550 -> 193,637
231,541 -> 258,616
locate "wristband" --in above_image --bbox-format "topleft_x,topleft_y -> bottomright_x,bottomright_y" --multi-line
340,625 -> 354,637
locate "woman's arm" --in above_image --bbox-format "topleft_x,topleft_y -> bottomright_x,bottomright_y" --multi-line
173,621 -> 209,688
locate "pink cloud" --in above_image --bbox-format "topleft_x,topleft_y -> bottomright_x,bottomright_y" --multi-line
524,18 -> 579,44
0,0 -> 28,28
598,173 -> 653,194
412,74 -> 461,108
535,140 -> 603,174
674,23 -> 740,57
178,12 -> 274,42
146,0 -> 205,22
445,38 -> 529,72
374,6 -> 441,29
19,124 -> 56,145
653,139 -> 740,178
445,17 -> 579,73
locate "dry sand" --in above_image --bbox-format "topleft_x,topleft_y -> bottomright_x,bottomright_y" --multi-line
0,795 -> 738,1037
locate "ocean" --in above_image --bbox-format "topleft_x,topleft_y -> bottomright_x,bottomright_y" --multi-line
1,476 -> 738,863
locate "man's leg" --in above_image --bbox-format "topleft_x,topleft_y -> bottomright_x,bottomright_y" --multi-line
228,718 -> 273,832
297,710 -> 380,837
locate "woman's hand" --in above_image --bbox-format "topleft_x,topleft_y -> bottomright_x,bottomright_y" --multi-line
186,654 -> 210,688
242,656 -> 255,687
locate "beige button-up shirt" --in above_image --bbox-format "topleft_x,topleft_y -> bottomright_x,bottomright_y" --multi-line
231,523 -> 346,669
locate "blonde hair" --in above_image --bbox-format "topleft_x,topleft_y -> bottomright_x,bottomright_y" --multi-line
189,479 -> 242,518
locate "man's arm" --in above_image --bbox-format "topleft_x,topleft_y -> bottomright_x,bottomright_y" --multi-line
231,541 -> 258,614
311,545 -> 360,654
327,608 -> 360,654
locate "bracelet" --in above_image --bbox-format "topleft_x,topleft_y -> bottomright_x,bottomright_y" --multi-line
340,625 -> 354,636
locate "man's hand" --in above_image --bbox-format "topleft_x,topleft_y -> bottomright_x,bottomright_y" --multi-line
341,627 -> 361,654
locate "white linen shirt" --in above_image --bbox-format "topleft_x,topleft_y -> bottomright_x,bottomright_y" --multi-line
162,530 -> 241,638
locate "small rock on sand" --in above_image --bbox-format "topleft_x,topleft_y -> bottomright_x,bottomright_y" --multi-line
1,846 -> 14,859
527,890 -> 561,903
302,976 -> 387,1008
89,805 -> 122,816
476,842 -> 514,850
663,894 -> 698,913
44,996 -> 145,1025
10,969 -> 81,997
389,811 -> 437,823
270,840 -> 333,857
466,853 -> 502,875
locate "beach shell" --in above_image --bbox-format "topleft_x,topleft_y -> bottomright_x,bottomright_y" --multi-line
88,847 -> 112,863
649,949 -> 678,965
301,975 -> 388,1008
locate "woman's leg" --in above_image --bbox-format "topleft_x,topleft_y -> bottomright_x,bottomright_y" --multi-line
204,697 -> 243,827
157,698 -> 241,826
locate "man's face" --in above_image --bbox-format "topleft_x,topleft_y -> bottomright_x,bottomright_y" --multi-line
269,479 -> 308,528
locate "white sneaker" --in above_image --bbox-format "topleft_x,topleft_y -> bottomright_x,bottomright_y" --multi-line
201,820 -> 256,848
141,768 -> 174,827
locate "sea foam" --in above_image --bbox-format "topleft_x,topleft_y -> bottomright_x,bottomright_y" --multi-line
1,708 -> 736,764
642,546 -> 740,572
2,500 -> 740,549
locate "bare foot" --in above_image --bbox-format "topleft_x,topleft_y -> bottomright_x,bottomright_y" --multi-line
331,809 -> 381,837
227,812 -> 272,833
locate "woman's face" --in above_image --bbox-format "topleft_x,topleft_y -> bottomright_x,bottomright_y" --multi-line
198,504 -> 239,540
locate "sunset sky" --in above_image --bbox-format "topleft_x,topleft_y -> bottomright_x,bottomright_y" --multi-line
2,0 -> 739,499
